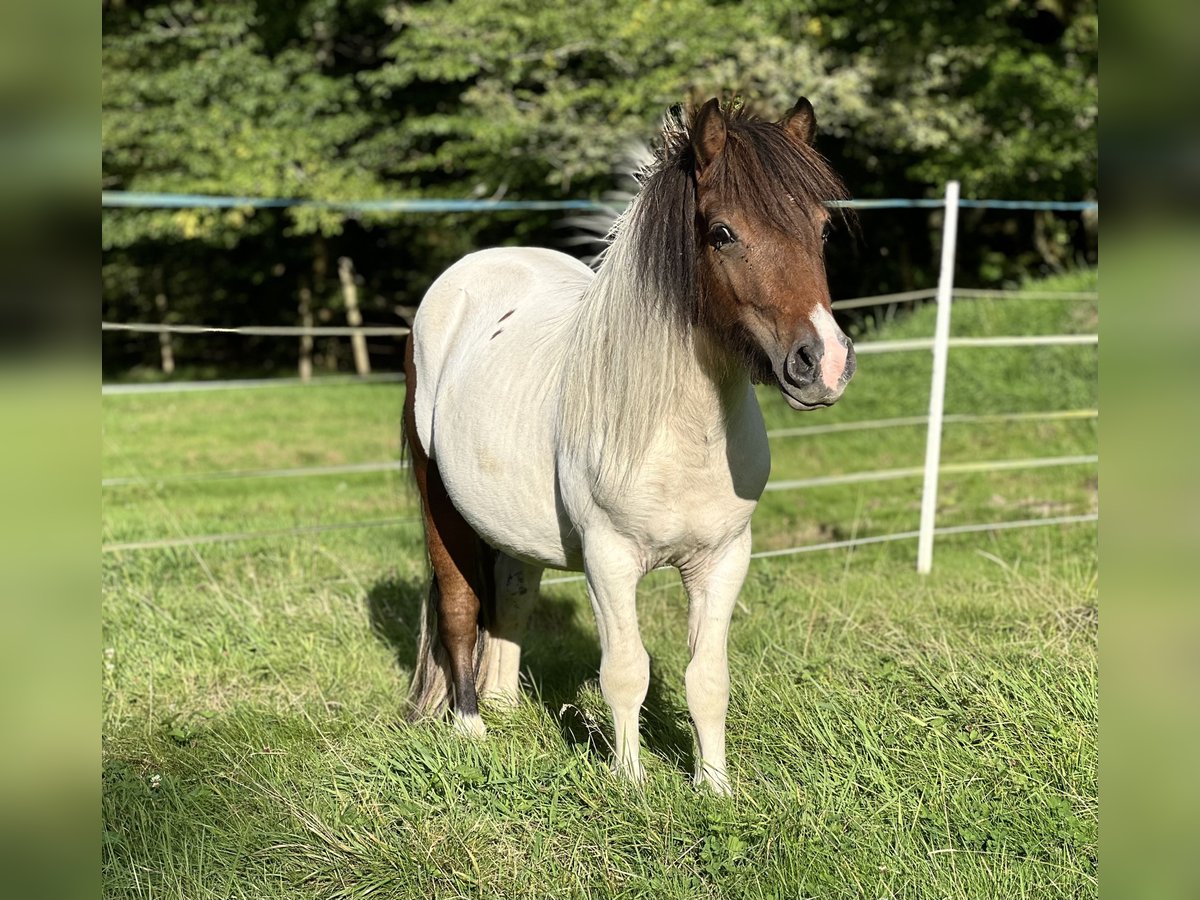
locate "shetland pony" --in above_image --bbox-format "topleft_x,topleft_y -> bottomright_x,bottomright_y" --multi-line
402,98 -> 854,792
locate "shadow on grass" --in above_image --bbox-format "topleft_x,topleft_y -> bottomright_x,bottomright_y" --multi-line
363,573 -> 694,773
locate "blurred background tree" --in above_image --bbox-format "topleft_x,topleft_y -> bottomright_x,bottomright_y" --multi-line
102,0 -> 1096,380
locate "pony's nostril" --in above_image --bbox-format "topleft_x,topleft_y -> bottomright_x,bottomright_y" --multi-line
842,345 -> 858,382
785,340 -> 819,387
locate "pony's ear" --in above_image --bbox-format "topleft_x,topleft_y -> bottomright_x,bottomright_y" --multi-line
781,97 -> 817,146
691,98 -> 727,173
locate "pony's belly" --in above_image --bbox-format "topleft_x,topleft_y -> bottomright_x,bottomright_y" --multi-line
430,353 -> 581,571
436,436 -> 580,571
434,413 -> 579,570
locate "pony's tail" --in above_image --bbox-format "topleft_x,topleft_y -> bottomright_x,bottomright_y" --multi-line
402,331 -> 454,721
406,577 -> 453,720
406,571 -> 499,722
401,330 -> 498,724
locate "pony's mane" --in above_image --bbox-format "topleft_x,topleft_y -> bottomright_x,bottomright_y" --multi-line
559,101 -> 848,488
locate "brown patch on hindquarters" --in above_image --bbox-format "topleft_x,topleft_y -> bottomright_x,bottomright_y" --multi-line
498,309 -> 515,322
491,329 -> 503,340
402,337 -> 491,719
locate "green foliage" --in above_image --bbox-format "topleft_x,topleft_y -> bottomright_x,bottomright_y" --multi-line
102,0 -> 1100,214
102,0 -> 1098,377
360,0 -> 871,195
765,0 -> 1098,200
103,2 -> 380,246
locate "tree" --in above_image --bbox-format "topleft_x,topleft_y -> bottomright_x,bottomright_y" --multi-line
103,1 -> 381,248
362,0 -> 870,198
102,0 -> 1097,378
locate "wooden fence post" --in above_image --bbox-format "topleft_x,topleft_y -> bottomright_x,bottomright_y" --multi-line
153,268 -> 175,376
338,257 -> 371,376
297,280 -> 313,382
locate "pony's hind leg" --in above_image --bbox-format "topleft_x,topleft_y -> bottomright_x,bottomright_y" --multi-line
403,340 -> 489,737
423,467 -> 490,737
480,554 -> 541,705
679,528 -> 752,795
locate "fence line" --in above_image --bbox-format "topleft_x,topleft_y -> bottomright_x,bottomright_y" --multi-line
100,329 -> 1100,363
102,321 -> 412,338
100,286 -> 1095,343
102,182 -> 1098,572
953,288 -> 1098,301
538,513 -> 1098,586
831,286 -> 1101,315
765,408 -> 1098,439
98,409 -> 1098,488
101,373 -> 406,395
746,513 -> 1099,561
831,288 -> 937,310
103,191 -> 1099,213
853,333 -> 1097,355
102,450 -> 1096,491
102,510 -> 1097,559
102,192 -> 607,213
947,334 -> 1098,348
828,198 -> 1098,212
763,453 -> 1096,493
101,516 -> 422,553
102,459 -> 408,488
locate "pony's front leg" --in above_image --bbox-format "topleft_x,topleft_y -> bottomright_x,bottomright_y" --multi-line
583,540 -> 649,783
680,528 -> 752,795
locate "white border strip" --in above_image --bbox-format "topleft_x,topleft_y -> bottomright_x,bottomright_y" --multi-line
764,454 -> 1096,493
855,334 -> 1097,354
765,408 -> 1097,439
831,289 -> 937,311
953,288 -> 1098,300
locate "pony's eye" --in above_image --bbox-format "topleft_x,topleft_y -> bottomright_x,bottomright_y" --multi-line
709,224 -> 736,249
821,221 -> 832,244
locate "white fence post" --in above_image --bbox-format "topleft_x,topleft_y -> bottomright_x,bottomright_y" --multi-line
916,181 -> 960,574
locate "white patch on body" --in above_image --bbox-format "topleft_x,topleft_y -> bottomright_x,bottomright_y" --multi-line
809,305 -> 848,391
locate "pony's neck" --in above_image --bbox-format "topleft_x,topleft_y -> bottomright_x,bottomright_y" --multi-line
558,214 -> 748,487
689,326 -> 754,413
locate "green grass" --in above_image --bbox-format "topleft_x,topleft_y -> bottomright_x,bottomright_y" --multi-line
102,271 -> 1097,898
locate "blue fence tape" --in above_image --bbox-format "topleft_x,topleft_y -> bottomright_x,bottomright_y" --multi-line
101,192 -> 606,212
102,191 -> 1098,214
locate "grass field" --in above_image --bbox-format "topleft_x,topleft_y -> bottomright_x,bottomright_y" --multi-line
102,271 -> 1098,899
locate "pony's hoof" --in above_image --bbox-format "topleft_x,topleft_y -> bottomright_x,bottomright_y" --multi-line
452,711 -> 487,739
481,690 -> 521,711
612,759 -> 646,785
695,767 -> 732,796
